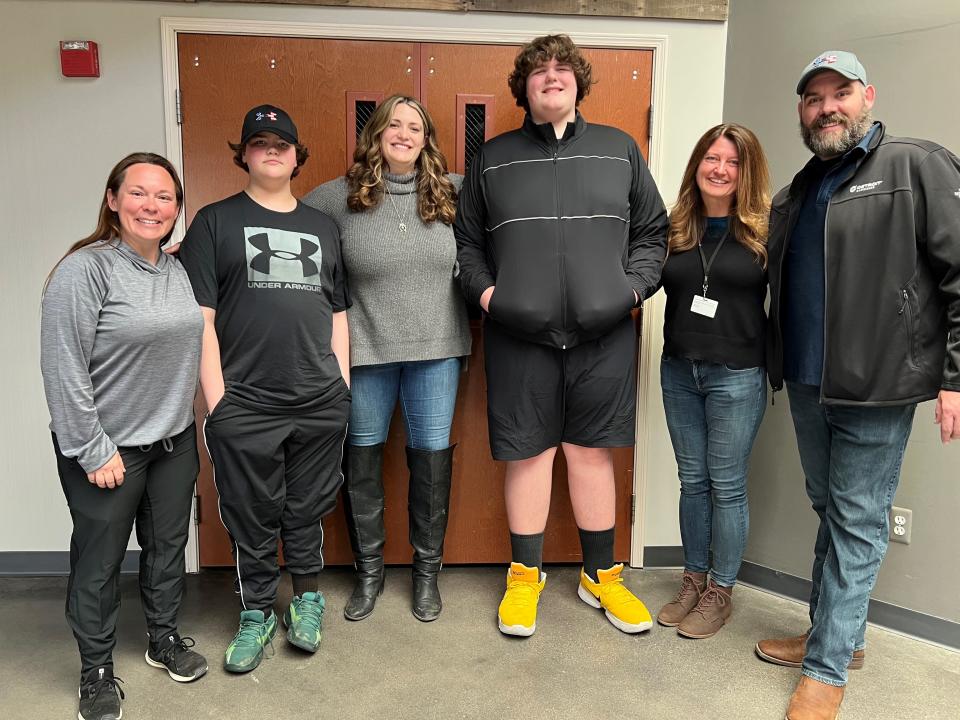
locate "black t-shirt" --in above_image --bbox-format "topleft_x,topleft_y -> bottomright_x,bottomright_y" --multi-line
660,217 -> 767,369
180,191 -> 351,412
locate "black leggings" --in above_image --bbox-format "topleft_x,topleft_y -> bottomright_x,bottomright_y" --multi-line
54,424 -> 199,675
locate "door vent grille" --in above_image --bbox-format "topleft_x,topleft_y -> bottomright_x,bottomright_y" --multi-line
464,103 -> 486,173
355,100 -> 377,139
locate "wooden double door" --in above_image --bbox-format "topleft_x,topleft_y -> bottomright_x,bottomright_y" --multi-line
176,33 -> 654,567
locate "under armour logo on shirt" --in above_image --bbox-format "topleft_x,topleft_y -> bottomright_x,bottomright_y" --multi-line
248,233 -> 319,277
244,226 -> 324,289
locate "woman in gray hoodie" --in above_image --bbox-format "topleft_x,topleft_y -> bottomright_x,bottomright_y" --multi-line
41,153 -> 207,720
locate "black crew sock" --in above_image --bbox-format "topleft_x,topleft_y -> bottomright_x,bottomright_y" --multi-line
291,572 -> 320,598
578,527 -> 615,583
509,532 -> 544,579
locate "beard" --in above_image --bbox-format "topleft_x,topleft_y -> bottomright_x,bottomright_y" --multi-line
800,106 -> 873,158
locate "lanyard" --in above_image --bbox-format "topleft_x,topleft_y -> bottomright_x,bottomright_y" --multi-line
697,230 -> 729,298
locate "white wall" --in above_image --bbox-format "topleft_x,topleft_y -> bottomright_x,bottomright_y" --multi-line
0,0 -> 726,553
725,0 -> 960,621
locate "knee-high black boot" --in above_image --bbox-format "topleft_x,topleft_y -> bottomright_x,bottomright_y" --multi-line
407,445 -> 454,622
341,444 -> 386,621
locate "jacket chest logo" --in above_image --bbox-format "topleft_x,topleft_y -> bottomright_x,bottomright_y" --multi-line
849,180 -> 883,193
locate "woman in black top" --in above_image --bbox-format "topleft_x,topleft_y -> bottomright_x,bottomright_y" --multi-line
656,124 -> 771,639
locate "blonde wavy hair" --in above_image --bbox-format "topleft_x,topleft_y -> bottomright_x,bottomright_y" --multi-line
346,95 -> 457,225
668,123 -> 771,267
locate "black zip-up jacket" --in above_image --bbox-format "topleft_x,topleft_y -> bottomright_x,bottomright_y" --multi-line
768,122 -> 960,405
454,113 -> 668,349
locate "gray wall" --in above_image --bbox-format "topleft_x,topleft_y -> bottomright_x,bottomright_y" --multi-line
725,0 -> 960,622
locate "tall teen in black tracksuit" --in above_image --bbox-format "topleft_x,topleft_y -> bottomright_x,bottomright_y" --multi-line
455,35 -> 668,638
180,106 -> 350,674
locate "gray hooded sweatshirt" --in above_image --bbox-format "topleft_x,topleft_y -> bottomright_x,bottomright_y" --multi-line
41,239 -> 203,473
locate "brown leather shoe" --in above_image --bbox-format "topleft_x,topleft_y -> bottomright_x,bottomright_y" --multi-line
676,580 -> 732,638
785,675 -> 844,720
656,571 -> 706,627
755,631 -> 865,670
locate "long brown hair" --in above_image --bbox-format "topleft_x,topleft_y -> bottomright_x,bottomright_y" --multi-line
46,153 -> 184,288
345,95 -> 457,225
668,124 -> 770,267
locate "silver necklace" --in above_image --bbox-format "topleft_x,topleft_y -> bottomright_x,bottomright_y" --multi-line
384,188 -> 407,233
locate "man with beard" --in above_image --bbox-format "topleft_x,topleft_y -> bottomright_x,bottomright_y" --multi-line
757,51 -> 960,720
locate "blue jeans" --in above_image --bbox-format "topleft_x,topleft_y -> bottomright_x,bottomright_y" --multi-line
786,382 -> 916,687
348,358 -> 461,451
660,356 -> 766,587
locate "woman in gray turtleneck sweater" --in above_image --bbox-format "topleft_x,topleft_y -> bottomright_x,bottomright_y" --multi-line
304,95 -> 470,623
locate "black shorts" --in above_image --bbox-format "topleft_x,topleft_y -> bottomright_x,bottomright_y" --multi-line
483,315 -> 637,461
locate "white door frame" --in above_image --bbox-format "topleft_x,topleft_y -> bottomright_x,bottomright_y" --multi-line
160,15 -> 668,572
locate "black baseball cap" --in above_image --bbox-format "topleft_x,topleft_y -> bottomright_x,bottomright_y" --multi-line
240,104 -> 299,144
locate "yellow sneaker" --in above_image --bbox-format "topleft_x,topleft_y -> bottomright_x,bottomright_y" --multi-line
578,564 -> 652,634
497,563 -> 547,637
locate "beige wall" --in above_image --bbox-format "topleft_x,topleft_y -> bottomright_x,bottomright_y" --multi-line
726,0 -> 960,621
0,0 -> 727,553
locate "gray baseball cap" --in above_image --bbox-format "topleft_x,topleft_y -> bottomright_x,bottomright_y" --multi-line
796,50 -> 867,94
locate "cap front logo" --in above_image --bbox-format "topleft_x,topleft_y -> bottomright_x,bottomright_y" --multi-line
813,54 -> 838,67
254,111 -> 279,122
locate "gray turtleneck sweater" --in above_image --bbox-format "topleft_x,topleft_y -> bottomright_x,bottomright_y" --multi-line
41,240 -> 203,472
304,172 -> 471,367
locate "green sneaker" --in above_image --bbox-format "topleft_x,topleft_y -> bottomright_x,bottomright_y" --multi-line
284,592 -> 325,653
223,609 -> 277,673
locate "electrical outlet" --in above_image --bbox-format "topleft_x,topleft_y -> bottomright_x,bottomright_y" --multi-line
890,506 -> 912,545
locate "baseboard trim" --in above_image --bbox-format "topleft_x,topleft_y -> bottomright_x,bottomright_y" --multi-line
640,545 -> 686,567
0,551 -> 140,576
643,545 -> 959,651
738,560 -> 960,650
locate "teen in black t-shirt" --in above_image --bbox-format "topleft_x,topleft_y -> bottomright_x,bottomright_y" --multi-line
180,105 -> 350,673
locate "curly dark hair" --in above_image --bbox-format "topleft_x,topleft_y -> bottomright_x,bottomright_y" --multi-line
227,138 -> 310,179
507,34 -> 594,113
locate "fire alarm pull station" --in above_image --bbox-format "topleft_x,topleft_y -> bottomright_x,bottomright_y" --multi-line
60,41 -> 100,78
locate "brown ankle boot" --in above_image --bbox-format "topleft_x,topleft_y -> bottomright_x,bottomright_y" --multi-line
785,676 -> 844,720
756,631 -> 865,669
676,579 -> 732,638
656,571 -> 706,627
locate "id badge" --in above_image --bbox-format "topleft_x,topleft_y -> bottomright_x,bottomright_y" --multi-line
691,295 -> 718,318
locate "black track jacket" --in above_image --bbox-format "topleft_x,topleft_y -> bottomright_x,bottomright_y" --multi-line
768,122 -> 960,405
455,113 -> 668,349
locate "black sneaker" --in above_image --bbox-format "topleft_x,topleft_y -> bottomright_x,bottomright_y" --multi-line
145,632 -> 208,682
78,666 -> 124,720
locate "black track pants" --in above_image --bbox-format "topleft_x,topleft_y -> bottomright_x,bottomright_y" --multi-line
54,424 -> 199,675
202,394 -> 350,612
